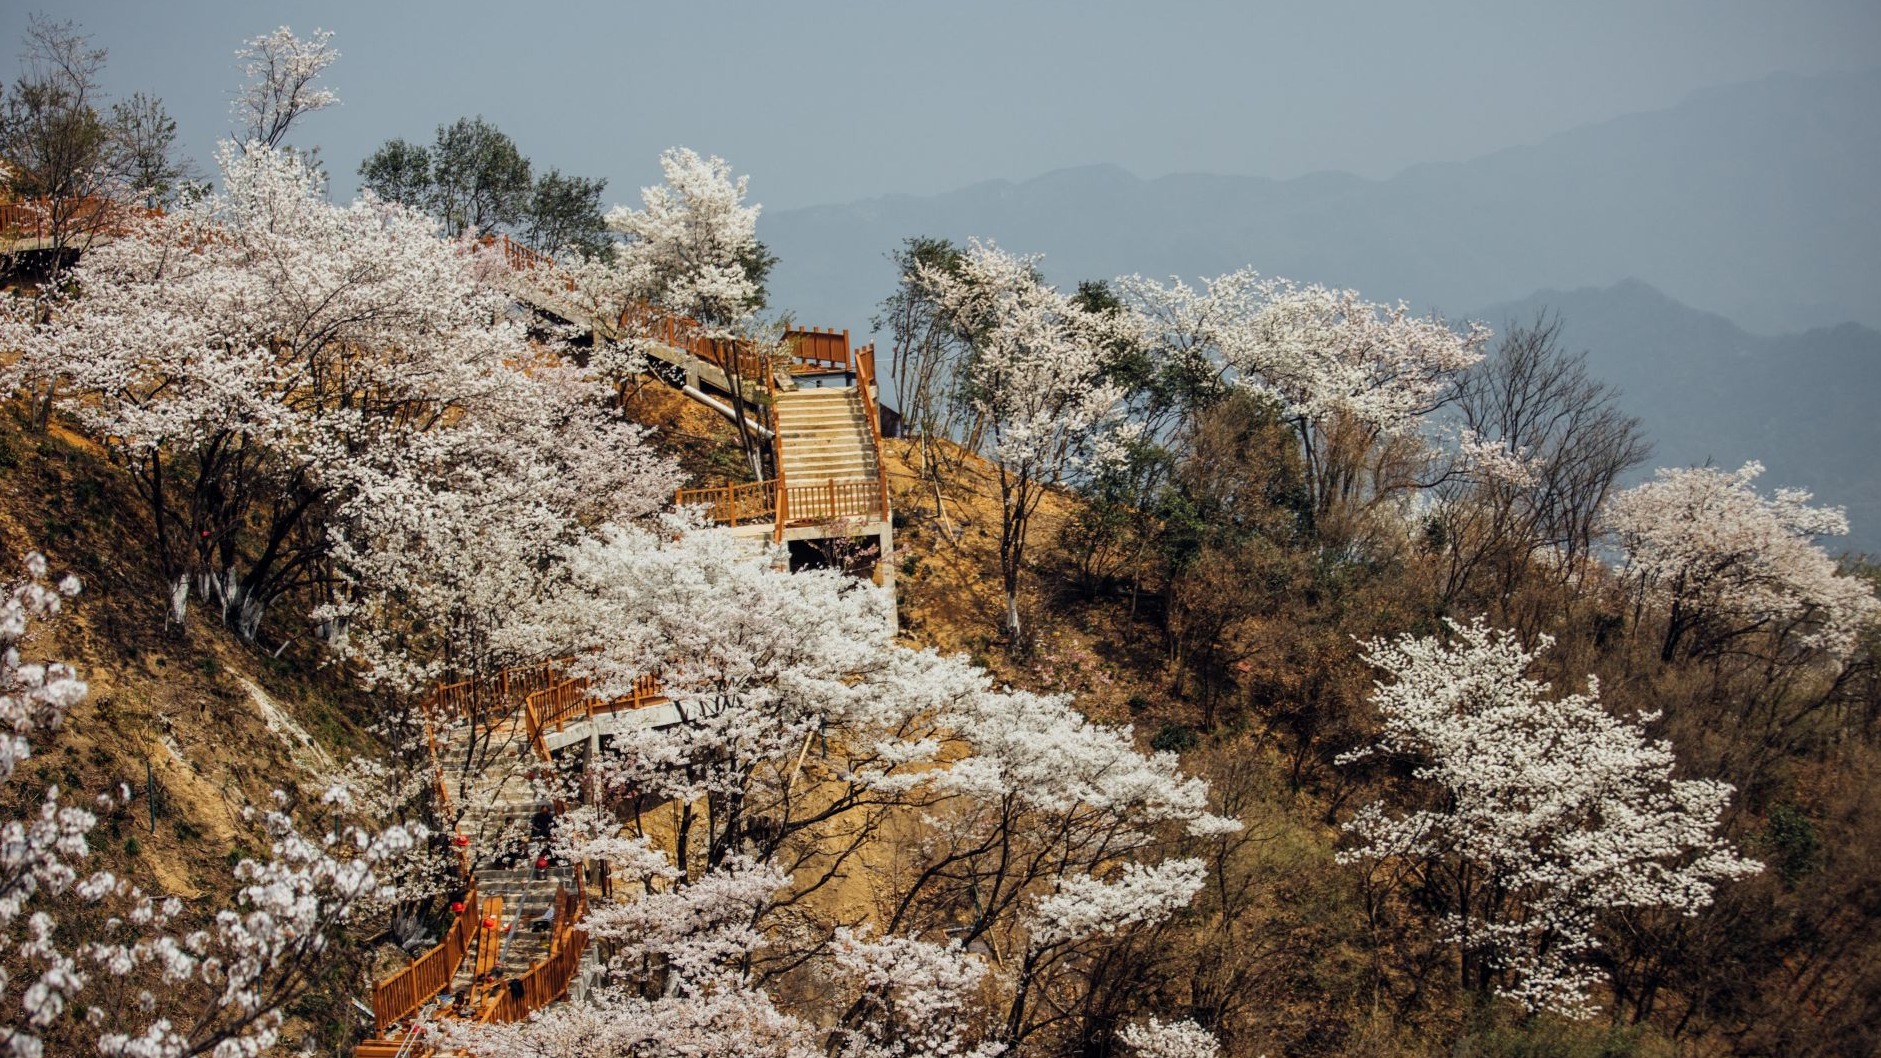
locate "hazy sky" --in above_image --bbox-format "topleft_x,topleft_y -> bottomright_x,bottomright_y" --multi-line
4,1 -> 1878,211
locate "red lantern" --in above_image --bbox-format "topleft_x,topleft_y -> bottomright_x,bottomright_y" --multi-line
451,834 -> 470,847
535,855 -> 549,870
481,916 -> 498,930
450,901 -> 466,914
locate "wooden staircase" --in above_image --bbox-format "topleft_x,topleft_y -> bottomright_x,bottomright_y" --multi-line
775,388 -> 879,488
356,661 -> 634,1055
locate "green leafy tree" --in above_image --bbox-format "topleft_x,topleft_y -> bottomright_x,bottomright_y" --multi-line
359,119 -> 615,258
357,135 -> 431,209
524,167 -> 608,256
429,115 -> 531,238
108,91 -> 193,207
0,15 -> 112,243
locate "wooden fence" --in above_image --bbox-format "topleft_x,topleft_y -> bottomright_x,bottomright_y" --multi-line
0,196 -> 150,243
854,344 -> 892,522
478,882 -> 590,1024
784,479 -> 884,523
784,327 -> 853,373
369,882 -> 481,1034
677,476 -> 884,532
522,670 -> 666,757
673,479 -> 776,526
478,931 -> 589,1024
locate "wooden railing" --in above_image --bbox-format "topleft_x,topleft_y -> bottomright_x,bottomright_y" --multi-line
369,882 -> 481,1035
675,476 -> 883,531
473,895 -> 505,981
429,659 -> 562,728
479,882 -> 589,1024
489,233 -> 557,277
784,327 -> 853,373
784,480 -> 884,523
673,479 -> 776,526
521,670 -> 666,758
0,196 -> 151,243
854,344 -> 892,522
479,931 -> 588,1024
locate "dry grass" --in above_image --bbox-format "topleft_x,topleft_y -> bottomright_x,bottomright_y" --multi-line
0,407 -> 389,1047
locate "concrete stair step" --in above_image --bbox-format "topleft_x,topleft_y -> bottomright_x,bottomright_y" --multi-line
784,450 -> 873,462
782,444 -> 870,455
777,406 -> 863,417
475,869 -> 578,887
787,465 -> 877,474
779,426 -> 867,436
784,452 -> 875,463
781,449 -> 870,461
777,400 -> 857,411
785,466 -> 875,476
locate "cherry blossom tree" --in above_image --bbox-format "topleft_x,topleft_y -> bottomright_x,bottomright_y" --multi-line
478,520 -> 1231,1051
316,362 -> 679,691
605,147 -> 770,336
442,982 -> 822,1058
918,239 -> 1142,642
1,138 -> 676,651
594,147 -> 777,473
1339,617 -> 1760,1015
1118,271 -> 1489,542
232,26 -> 337,152
1605,461 -> 1880,662
1117,1017 -> 1223,1058
827,927 -> 1002,1058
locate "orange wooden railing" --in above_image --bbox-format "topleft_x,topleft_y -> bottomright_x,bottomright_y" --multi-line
854,344 -> 891,522
521,670 -> 665,759
0,196 -> 151,243
427,656 -> 665,768
478,881 -> 590,1024
369,881 -> 481,1035
674,476 -> 884,531
673,479 -> 777,526
784,480 -> 883,523
473,895 -> 505,981
784,327 -> 853,373
479,932 -> 588,1024
429,659 -> 563,729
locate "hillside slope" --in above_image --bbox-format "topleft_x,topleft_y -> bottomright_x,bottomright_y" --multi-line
0,415 -> 387,1052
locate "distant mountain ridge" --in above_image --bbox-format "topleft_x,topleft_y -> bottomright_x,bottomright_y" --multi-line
764,68 -> 1881,341
1477,279 -> 1881,556
759,69 -> 1880,555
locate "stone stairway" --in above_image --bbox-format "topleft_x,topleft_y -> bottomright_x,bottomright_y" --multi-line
432,722 -> 580,987
774,387 -> 879,487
